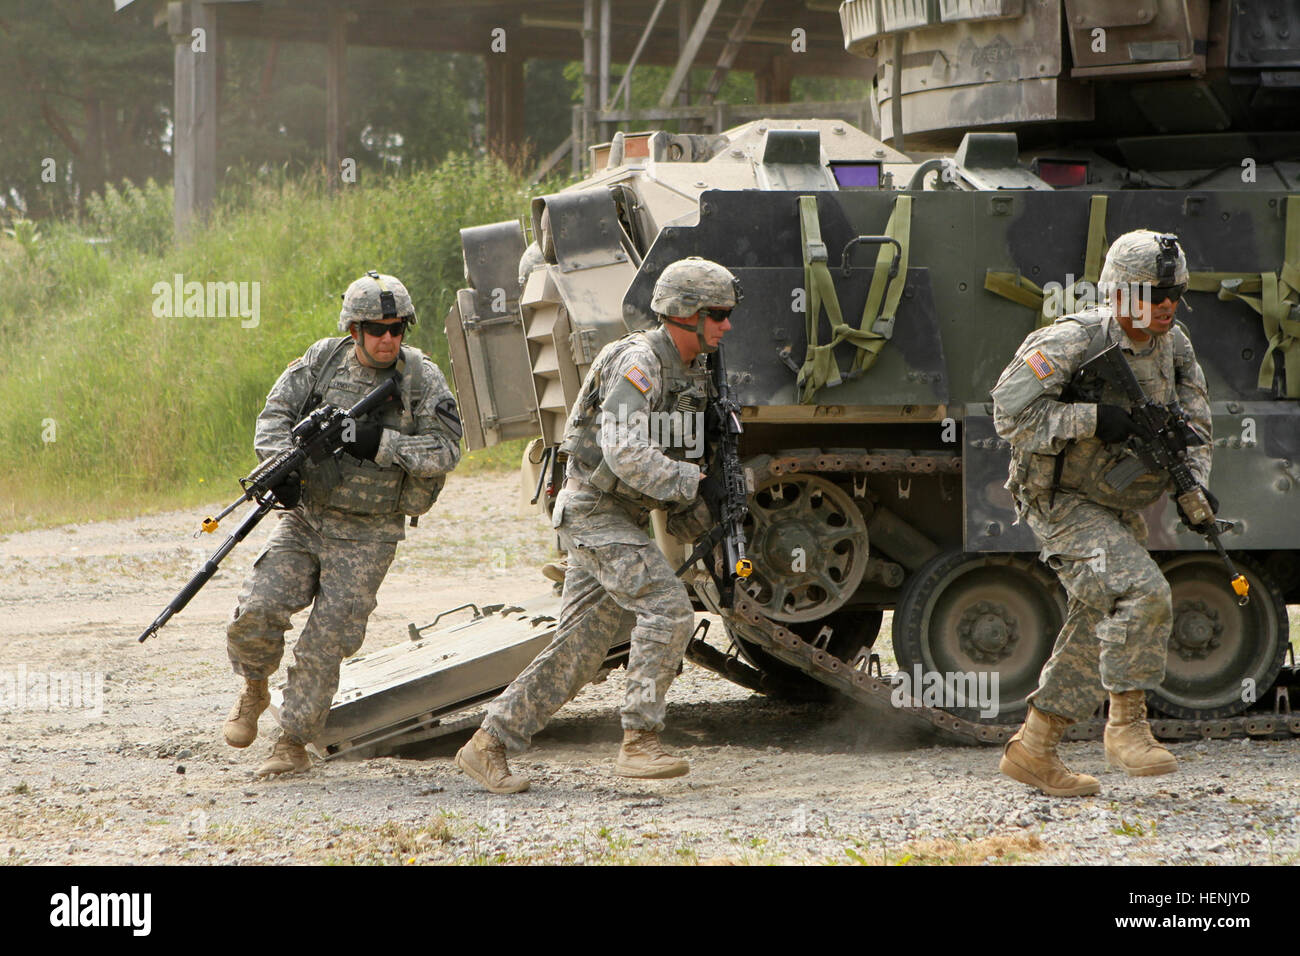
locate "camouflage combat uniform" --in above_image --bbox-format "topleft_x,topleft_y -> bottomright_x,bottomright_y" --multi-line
990,308 -> 1211,720
227,337 -> 462,743
482,324 -> 711,752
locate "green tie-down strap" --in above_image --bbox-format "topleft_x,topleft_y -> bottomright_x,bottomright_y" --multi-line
1261,194 -> 1300,397
984,194 -> 1110,328
1214,272 -> 1300,398
983,270 -> 1047,312
852,194 -> 912,375
1080,193 -> 1109,286
796,194 -> 912,403
1198,195 -> 1300,397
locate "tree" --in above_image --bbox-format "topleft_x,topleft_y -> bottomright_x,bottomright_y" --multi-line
0,0 -> 171,219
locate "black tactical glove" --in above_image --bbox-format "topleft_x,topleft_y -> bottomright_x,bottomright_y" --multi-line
1176,485 -> 1219,533
1094,404 -> 1147,444
343,421 -> 384,461
270,470 -> 302,509
698,468 -> 727,519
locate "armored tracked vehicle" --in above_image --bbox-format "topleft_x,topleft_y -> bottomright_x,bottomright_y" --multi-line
314,0 -> 1300,755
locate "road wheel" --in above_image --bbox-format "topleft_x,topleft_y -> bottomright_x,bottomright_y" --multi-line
892,550 -> 1064,724
1149,552 -> 1289,719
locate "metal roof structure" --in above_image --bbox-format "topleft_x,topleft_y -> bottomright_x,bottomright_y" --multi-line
151,0 -> 873,233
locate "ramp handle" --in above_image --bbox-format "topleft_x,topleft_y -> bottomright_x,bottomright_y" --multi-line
407,603 -> 484,641
840,235 -> 901,279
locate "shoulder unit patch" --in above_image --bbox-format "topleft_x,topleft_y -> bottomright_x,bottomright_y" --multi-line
434,396 -> 463,439
1025,349 -> 1054,381
624,366 -> 652,395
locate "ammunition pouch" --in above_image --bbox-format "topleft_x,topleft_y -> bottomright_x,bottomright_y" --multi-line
306,453 -> 441,518
1022,441 -> 1168,511
305,455 -> 402,515
586,458 -> 673,511
397,474 -> 444,516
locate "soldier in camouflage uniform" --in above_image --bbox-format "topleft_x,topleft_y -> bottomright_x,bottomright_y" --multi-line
991,231 -> 1215,796
223,272 -> 463,777
456,257 -> 740,793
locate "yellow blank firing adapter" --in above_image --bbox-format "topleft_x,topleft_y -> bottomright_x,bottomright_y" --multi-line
736,558 -> 754,577
201,517 -> 219,534
1232,574 -> 1250,604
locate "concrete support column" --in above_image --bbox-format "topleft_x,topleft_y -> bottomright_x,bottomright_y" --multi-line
582,0 -> 597,171
598,0 -> 611,143
326,4 -> 346,189
170,0 -> 217,237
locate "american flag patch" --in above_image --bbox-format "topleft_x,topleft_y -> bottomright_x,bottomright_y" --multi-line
625,366 -> 652,394
1025,350 -> 1054,381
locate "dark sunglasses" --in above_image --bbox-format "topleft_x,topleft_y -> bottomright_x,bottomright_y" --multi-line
700,307 -> 732,323
1142,283 -> 1186,305
360,319 -> 409,337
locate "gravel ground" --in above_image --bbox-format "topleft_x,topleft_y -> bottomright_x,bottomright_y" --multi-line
1,471 -> 1297,866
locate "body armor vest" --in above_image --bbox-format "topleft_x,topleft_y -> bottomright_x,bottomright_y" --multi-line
301,338 -> 440,517
1018,312 -> 1178,511
560,327 -> 710,510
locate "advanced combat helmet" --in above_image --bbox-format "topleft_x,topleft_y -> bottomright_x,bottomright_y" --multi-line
338,270 -> 417,332
1099,230 -> 1189,312
517,241 -> 546,289
650,257 -> 743,353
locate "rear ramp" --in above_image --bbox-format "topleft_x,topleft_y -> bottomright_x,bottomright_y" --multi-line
268,595 -> 630,759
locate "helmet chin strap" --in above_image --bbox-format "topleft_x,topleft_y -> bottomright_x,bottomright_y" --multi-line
663,315 -> 714,354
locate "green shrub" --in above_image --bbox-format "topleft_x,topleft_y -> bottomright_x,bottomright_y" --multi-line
83,179 -> 173,257
2,217 -> 42,262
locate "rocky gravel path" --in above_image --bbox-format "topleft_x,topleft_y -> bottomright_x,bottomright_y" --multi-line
1,472 -> 1297,865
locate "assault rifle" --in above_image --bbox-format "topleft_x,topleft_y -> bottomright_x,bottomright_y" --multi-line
137,376 -> 400,642
1081,343 -> 1249,605
676,343 -> 754,607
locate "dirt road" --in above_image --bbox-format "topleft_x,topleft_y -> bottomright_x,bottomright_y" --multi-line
1,472 -> 1297,865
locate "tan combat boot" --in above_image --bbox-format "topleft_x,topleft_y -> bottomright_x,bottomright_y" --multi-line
999,704 -> 1100,797
222,678 -> 270,748
541,559 -> 568,584
455,729 -> 530,794
1105,690 -> 1177,776
255,735 -> 312,778
614,729 -> 689,779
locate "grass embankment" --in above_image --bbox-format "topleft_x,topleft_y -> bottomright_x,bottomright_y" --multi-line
0,162 -> 544,533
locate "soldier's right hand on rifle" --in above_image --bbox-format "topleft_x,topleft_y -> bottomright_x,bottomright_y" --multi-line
270,470 -> 303,509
